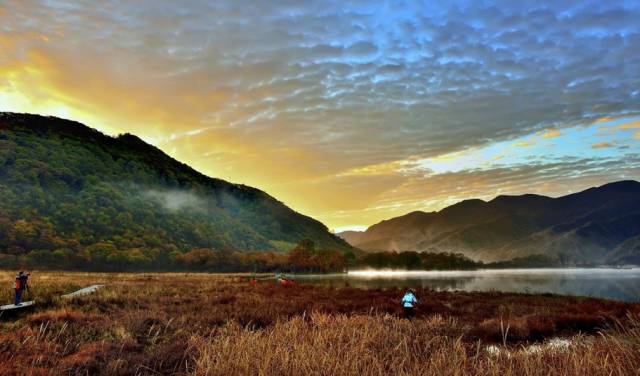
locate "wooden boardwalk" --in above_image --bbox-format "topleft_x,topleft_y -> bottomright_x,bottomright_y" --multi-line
61,284 -> 105,298
0,300 -> 35,311
1,284 -> 105,312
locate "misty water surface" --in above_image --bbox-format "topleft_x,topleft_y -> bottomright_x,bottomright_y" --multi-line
296,268 -> 640,302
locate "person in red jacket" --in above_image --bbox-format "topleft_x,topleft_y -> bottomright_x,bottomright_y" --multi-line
14,270 -> 29,305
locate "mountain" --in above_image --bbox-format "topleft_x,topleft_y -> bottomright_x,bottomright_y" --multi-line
336,230 -> 366,245
0,112 -> 353,267
338,181 -> 640,265
606,235 -> 640,265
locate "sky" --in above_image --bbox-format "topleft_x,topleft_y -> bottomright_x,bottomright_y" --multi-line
1,0 -> 639,232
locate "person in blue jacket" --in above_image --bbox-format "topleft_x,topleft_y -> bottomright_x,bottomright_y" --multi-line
401,289 -> 418,320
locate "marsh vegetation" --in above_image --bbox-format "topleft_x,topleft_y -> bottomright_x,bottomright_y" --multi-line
0,271 -> 638,375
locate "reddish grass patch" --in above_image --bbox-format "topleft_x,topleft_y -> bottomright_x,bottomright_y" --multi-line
27,310 -> 102,326
1,273 -> 638,375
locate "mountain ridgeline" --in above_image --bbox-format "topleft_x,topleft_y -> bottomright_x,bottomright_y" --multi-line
339,181 -> 640,266
0,112 -> 353,269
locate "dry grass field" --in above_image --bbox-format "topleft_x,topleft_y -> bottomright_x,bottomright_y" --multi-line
0,271 -> 638,375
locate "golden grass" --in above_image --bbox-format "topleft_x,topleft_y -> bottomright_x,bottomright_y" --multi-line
0,271 -> 638,375
189,313 -> 640,376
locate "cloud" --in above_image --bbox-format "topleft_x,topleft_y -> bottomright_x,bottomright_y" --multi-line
513,140 -> 536,148
591,142 -> 613,149
618,121 -> 640,130
598,119 -> 640,136
346,41 -> 378,57
541,129 -> 561,139
595,117 -> 614,123
338,159 -> 416,177
2,0 -> 640,228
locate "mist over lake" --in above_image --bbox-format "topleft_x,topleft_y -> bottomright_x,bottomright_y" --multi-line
297,268 -> 640,303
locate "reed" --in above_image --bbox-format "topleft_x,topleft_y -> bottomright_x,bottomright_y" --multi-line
189,313 -> 640,376
0,271 -> 637,375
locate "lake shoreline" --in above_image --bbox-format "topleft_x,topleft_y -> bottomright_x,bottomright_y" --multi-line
294,267 -> 640,303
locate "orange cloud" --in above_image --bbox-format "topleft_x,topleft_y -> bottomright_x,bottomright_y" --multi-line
595,116 -> 614,123
597,119 -> 640,134
430,150 -> 469,162
618,120 -> 640,130
339,160 -> 414,177
591,142 -> 613,149
540,129 -> 561,139
513,140 -> 536,148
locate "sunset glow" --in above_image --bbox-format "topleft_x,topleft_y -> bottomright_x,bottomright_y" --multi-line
2,1 -> 639,231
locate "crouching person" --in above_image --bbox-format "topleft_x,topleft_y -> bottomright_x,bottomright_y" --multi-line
402,288 -> 417,320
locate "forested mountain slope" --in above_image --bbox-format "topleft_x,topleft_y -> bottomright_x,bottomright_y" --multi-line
0,112 -> 352,269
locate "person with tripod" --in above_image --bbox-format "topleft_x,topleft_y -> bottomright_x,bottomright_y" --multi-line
14,270 -> 30,306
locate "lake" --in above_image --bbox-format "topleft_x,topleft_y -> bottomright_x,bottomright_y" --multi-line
294,268 -> 640,302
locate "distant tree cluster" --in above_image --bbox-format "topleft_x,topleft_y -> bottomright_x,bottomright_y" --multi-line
355,251 -> 481,270
352,251 -> 561,270
484,254 -> 558,268
172,239 -> 350,273
0,237 -> 349,273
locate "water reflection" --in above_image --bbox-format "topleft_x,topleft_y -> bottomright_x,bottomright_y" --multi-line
295,268 -> 640,302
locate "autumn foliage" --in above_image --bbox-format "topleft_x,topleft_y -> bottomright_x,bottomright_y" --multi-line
0,271 -> 638,375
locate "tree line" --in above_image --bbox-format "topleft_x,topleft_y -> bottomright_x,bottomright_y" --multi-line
0,236 -> 353,273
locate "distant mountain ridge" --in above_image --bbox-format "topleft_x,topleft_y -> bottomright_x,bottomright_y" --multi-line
336,230 -> 366,246
338,181 -> 640,265
0,112 -> 352,266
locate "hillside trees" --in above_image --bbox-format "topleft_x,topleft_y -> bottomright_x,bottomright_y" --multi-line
0,112 -> 353,270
